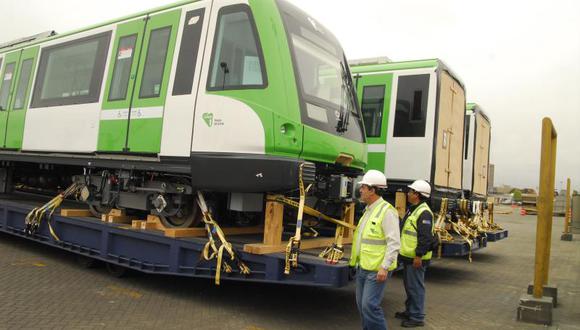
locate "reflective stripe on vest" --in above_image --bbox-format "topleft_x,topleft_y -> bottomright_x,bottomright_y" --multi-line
349,200 -> 398,271
400,202 -> 434,260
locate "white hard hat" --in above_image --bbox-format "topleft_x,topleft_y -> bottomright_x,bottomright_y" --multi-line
408,180 -> 431,198
358,170 -> 387,188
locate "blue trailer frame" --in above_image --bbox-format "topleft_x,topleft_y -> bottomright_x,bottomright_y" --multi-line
0,196 -> 351,287
0,195 -> 493,286
485,229 -> 509,242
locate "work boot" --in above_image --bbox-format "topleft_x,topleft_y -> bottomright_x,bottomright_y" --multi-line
401,319 -> 425,327
394,311 -> 410,320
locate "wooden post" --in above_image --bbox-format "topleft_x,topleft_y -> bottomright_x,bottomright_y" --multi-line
342,202 -> 355,239
263,195 -> 284,245
395,191 -> 407,219
564,178 -> 571,234
542,126 -> 557,285
533,118 -> 557,299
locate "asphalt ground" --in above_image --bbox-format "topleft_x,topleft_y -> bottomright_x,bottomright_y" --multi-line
0,207 -> 578,329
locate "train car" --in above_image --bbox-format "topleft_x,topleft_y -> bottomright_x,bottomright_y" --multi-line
350,58 -> 466,212
463,103 -> 491,202
0,0 -> 366,229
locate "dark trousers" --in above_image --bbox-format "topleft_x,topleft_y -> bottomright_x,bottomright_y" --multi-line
402,262 -> 426,322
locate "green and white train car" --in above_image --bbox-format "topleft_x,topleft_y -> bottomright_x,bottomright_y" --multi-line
463,103 -> 491,201
0,0 -> 366,227
350,58 -> 466,210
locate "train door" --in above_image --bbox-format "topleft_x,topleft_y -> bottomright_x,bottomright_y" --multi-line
0,51 -> 22,147
434,71 -> 464,190
4,46 -> 39,149
355,74 -> 392,171
98,9 -> 181,153
472,113 -> 490,196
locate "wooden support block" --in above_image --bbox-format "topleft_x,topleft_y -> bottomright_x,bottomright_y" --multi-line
141,221 -> 161,230
164,227 -> 207,238
106,215 -> 136,224
395,192 -> 407,219
342,202 -> 356,239
244,236 -> 353,255
263,196 -> 284,246
147,214 -> 162,223
131,220 -> 146,229
109,209 -> 126,216
163,225 -> 264,238
60,209 -> 93,217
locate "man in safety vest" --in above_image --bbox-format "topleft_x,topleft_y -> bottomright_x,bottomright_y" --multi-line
350,170 -> 400,330
396,180 -> 434,328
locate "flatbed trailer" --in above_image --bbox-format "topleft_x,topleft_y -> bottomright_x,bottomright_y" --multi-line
0,193 -> 352,287
485,229 -> 509,242
0,192 -> 493,285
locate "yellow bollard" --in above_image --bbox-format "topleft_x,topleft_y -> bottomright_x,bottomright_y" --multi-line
533,118 -> 557,299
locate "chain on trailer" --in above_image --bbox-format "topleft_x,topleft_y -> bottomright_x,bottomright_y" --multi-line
278,164 -> 357,273
196,191 -> 251,285
24,182 -> 83,241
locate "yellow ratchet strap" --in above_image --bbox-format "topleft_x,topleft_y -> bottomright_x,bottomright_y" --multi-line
319,202 -> 353,264
25,183 -> 82,241
268,196 -> 356,230
285,164 -> 306,275
196,191 -> 251,285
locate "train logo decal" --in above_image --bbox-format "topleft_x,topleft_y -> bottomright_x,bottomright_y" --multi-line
202,112 -> 214,127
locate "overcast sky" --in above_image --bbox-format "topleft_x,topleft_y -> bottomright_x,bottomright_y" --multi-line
1,0 -> 579,192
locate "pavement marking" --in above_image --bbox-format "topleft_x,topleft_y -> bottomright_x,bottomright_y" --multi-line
10,260 -> 47,267
104,285 -> 143,299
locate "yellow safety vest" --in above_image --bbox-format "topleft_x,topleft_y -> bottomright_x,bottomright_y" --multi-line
400,202 -> 434,260
349,200 -> 398,272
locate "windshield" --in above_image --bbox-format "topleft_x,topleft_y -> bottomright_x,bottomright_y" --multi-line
277,0 -> 365,142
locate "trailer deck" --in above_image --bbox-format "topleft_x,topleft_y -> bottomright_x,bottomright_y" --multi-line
0,193 -> 351,287
0,193 -> 493,287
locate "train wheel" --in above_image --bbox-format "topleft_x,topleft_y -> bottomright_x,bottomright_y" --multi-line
158,199 -> 201,228
106,263 -> 128,278
89,204 -> 113,218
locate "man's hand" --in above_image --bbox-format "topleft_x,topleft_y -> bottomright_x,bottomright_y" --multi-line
413,256 -> 422,269
376,268 -> 388,282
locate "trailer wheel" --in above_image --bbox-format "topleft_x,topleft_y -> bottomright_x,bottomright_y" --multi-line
106,263 -> 128,278
75,255 -> 98,268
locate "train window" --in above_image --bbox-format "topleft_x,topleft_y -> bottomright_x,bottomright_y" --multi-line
172,8 -> 205,96
361,85 -> 385,137
108,34 -> 138,101
207,5 -> 267,90
13,59 -> 34,110
0,62 -> 15,111
31,31 -> 111,108
393,74 -> 429,137
139,27 -> 172,98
